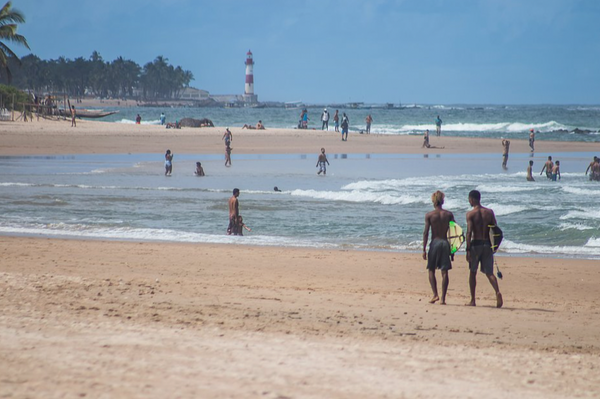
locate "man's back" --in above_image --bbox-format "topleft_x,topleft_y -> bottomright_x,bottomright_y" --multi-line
228,196 -> 238,218
467,206 -> 496,240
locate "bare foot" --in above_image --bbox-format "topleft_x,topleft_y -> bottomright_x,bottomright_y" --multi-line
496,292 -> 503,308
429,296 -> 440,304
465,300 -> 476,306
440,301 -> 446,305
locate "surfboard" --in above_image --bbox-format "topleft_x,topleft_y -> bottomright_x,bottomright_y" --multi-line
447,221 -> 465,254
489,224 -> 503,253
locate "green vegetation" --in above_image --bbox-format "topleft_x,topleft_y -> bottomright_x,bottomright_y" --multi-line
0,82 -> 28,109
6,52 -> 195,101
0,1 -> 30,82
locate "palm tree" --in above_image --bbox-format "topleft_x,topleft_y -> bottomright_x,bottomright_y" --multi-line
0,1 -> 30,82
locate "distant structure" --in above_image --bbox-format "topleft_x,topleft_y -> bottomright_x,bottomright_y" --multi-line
243,50 -> 258,104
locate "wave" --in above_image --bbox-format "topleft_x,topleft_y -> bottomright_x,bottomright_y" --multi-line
558,222 -> 594,231
484,203 -> 527,216
370,121 -> 579,135
117,118 -> 162,125
560,209 -> 600,221
290,189 -> 424,205
561,186 -> 600,196
501,239 -> 600,257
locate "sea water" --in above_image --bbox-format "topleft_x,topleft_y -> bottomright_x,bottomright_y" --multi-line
1,151 -> 599,259
100,104 -> 600,142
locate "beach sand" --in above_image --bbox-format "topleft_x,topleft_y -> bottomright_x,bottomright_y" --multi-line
1,118 -> 599,398
0,117 -> 596,156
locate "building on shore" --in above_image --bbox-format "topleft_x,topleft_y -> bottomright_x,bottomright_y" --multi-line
242,50 -> 258,104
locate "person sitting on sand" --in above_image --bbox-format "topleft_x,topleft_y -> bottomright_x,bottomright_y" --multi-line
195,162 -> 205,176
422,130 -> 431,148
422,190 -> 455,305
242,121 -> 265,130
540,156 -> 553,179
465,190 -> 503,308
551,160 -> 561,181
316,147 -> 330,175
527,160 -> 535,181
236,215 -> 251,236
165,150 -> 173,176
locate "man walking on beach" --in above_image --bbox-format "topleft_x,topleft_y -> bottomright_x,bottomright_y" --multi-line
465,190 -> 503,308
341,113 -> 349,141
227,188 -> 240,235
529,129 -> 535,152
501,139 -> 510,169
422,190 -> 455,305
540,156 -> 553,179
222,128 -> 233,147
365,114 -> 373,134
71,106 -> 76,127
321,108 -> 329,131
435,115 -> 442,136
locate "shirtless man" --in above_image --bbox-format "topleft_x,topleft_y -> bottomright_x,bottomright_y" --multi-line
551,160 -> 561,181
316,147 -> 330,175
501,139 -> 510,169
465,190 -> 502,308
526,160 -> 535,181
592,157 -> 600,181
585,156 -> 598,180
540,156 -> 553,179
222,128 -> 233,147
422,190 -> 455,305
70,105 -> 76,127
227,188 -> 240,235
529,129 -> 535,152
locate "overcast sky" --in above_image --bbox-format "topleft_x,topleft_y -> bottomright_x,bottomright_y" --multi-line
12,0 -> 600,104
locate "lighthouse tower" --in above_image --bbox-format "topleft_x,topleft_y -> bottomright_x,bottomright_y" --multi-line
243,50 -> 258,104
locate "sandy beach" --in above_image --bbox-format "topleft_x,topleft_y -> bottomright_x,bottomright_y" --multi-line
1,118 -> 600,398
0,117 -> 596,156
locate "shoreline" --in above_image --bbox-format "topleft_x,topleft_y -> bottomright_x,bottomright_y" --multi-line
1,118 -> 598,156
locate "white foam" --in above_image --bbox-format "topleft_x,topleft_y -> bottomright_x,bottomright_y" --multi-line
560,209 -> 600,221
485,203 -> 527,216
562,186 -> 600,196
476,184 -> 539,193
558,222 -> 594,231
502,239 -> 600,257
117,118 -> 161,125
290,189 -> 423,205
0,182 -> 34,187
371,120 -> 570,135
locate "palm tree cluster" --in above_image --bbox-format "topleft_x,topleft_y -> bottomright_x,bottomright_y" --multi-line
7,52 -> 194,100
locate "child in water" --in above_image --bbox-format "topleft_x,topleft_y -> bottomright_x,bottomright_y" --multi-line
237,215 -> 251,236
194,162 -> 205,176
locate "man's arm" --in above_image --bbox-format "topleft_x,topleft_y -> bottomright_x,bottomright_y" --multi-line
540,164 -> 546,175
585,163 -> 591,175
422,215 -> 430,260
465,213 -> 473,262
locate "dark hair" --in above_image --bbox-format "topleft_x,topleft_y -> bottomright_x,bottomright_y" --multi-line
529,160 -> 534,165
233,188 -> 240,195
468,190 -> 481,201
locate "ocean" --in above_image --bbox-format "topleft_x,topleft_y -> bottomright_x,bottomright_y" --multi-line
1,146 -> 599,259
103,104 -> 600,142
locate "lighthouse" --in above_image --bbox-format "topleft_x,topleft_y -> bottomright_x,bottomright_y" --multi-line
243,50 -> 258,103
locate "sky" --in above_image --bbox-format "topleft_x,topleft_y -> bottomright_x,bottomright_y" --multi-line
11,0 -> 600,104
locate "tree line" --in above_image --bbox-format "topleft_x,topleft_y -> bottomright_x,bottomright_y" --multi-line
2,51 -> 195,101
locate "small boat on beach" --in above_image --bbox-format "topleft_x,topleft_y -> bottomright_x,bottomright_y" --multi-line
59,109 -> 118,119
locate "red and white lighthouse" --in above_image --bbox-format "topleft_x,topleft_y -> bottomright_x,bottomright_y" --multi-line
243,50 -> 258,103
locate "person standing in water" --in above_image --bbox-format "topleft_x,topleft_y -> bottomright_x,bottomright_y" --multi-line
501,139 -> 510,169
227,188 -> 240,235
465,190 -> 502,308
540,156 -> 553,179
435,115 -> 442,136
527,160 -> 535,181
164,150 -> 173,176
422,190 -> 455,305
225,145 -> 232,167
316,147 -> 330,175
551,160 -> 561,181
